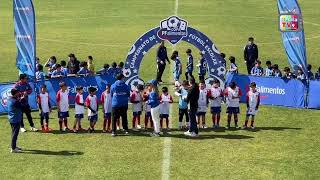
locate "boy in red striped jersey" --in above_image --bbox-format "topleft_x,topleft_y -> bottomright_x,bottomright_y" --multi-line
73,86 -> 85,133
37,85 -> 52,132
130,84 -> 144,129
86,87 -> 99,133
56,82 -> 70,132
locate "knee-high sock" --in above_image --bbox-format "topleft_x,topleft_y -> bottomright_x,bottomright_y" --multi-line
64,119 -> 68,128
59,120 -> 63,130
137,116 -> 141,125
217,114 -> 220,125
166,118 -> 169,128
160,118 -> 163,129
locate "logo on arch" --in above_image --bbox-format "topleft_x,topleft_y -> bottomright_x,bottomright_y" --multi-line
157,16 -> 188,45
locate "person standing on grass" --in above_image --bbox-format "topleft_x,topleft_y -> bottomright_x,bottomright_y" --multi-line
156,41 -> 170,83
243,82 -> 260,130
244,37 -> 259,74
37,85 -> 52,133
73,86 -> 85,133
185,49 -> 194,80
56,82 -> 70,132
86,87 -> 99,133
184,77 -> 200,137
101,84 -> 113,133
111,74 -> 131,136
225,82 -> 242,129
147,80 -> 161,137
7,88 -> 25,153
14,74 -> 38,132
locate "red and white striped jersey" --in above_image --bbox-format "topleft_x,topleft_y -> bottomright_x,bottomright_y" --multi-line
56,90 -> 69,112
75,93 -> 85,114
159,94 -> 173,115
38,92 -> 50,113
100,91 -> 112,113
225,86 -> 242,107
86,95 -> 98,116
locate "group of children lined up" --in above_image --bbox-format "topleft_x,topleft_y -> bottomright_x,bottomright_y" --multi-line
228,57 -> 320,81
38,77 -> 260,133
35,53 -> 126,81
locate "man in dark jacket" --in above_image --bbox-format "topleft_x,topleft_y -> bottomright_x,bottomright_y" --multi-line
244,37 -> 259,74
110,74 -> 131,136
184,77 -> 199,137
14,74 -> 37,132
156,41 -> 170,82
7,88 -> 26,153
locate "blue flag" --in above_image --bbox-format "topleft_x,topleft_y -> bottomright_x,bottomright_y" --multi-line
13,0 -> 36,78
277,0 -> 307,76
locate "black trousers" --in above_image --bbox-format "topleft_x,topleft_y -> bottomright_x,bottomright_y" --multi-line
156,63 -> 166,82
179,108 -> 189,122
10,123 -> 20,149
20,106 -> 34,128
199,75 -> 205,82
112,107 -> 128,132
188,108 -> 198,134
185,72 -> 193,81
246,62 -> 255,74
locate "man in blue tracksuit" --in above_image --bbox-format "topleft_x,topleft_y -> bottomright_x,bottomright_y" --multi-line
110,74 -> 131,136
244,37 -> 259,74
185,49 -> 194,80
7,88 -> 26,153
156,41 -> 170,82
198,52 -> 207,82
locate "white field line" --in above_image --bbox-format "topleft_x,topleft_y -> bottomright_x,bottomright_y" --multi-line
161,1 -> 179,180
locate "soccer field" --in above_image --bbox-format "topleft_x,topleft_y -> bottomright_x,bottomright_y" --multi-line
0,0 -> 320,179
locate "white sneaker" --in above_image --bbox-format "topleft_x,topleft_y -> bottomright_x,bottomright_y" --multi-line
30,127 -> 38,132
150,132 -> 160,137
116,127 -> 120,130
178,125 -> 182,130
10,148 -> 22,153
20,128 -> 27,133
190,132 -> 199,137
251,126 -> 255,129
202,124 -> 208,129
184,131 -> 191,136
136,125 -> 142,129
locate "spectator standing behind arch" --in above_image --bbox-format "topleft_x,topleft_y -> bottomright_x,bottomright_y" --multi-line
244,37 -> 259,74
156,41 -> 170,83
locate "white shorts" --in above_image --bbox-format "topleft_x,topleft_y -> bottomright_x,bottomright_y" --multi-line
247,108 -> 258,116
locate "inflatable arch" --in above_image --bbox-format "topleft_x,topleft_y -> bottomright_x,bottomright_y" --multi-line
123,16 -> 226,88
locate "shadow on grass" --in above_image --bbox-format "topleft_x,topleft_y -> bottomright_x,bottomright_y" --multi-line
244,127 -> 302,132
22,149 -> 84,156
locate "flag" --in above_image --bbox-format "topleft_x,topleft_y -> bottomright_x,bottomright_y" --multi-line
13,0 -> 36,78
277,0 -> 308,76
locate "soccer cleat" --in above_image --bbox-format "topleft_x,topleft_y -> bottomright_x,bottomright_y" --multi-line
150,132 -> 160,137
30,127 -> 38,132
64,127 -> 70,131
251,126 -> 255,129
124,131 -> 129,135
116,126 -> 120,131
235,125 -> 240,129
10,148 -> 22,153
72,129 -> 78,133
243,125 -> 248,129
136,125 -> 142,129
16,147 -> 23,151
225,126 -> 230,130
20,127 -> 27,133
190,132 -> 199,137
111,132 -> 117,137
184,130 -> 192,136
178,125 -> 182,130
202,124 -> 208,129
102,129 -> 107,133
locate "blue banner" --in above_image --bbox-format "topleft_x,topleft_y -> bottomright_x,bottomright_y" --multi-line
307,80 -> 320,109
14,0 -> 36,78
277,0 -> 308,76
226,74 -> 306,108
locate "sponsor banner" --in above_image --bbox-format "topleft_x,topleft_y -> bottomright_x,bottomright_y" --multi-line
14,0 -> 36,78
0,75 -> 116,114
307,80 -> 320,109
226,74 -> 306,108
277,0 -> 308,76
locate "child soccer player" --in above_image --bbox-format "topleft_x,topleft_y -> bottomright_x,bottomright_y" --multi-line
209,79 -> 224,128
265,60 -> 273,77
244,82 -> 260,129
171,51 -> 182,83
77,61 -> 91,76
282,67 -> 295,79
197,52 -> 207,82
37,85 -> 52,132
225,81 -> 242,129
272,64 -> 282,77
51,64 -> 65,78
297,68 -> 306,81
143,89 -> 153,129
147,80 -> 161,136
36,64 -> 46,81
86,87 -> 99,133
159,87 -> 173,130
197,81 -> 209,129
73,86 -> 85,133
251,60 -> 264,76
185,49 -> 194,80
101,84 -> 112,133
175,80 -> 189,130
130,84 -> 144,129
56,82 -> 70,131
228,56 -> 238,74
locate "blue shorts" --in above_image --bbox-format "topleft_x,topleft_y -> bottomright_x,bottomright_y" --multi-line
88,114 -> 98,122
104,113 -> 111,119
197,112 -> 206,116
58,111 -> 69,119
133,111 -> 142,116
40,112 -> 49,119
75,114 -> 84,119
226,107 -> 240,114
211,107 -> 221,114
160,114 -> 169,119
145,112 -> 151,117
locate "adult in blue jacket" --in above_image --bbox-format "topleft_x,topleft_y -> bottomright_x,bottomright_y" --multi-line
7,89 -> 26,153
110,74 -> 131,136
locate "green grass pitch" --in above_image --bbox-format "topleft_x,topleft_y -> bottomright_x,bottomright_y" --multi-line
0,0 -> 320,179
